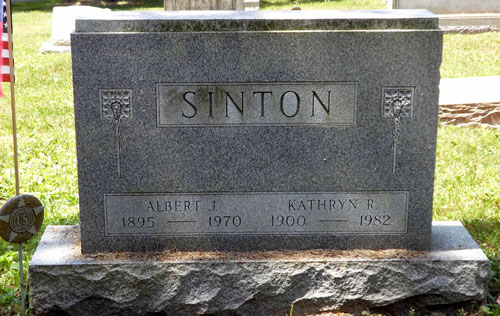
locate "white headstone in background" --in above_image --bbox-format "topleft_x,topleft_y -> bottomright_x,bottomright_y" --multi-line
41,6 -> 111,53
52,6 -> 111,46
244,0 -> 259,11
389,0 -> 500,14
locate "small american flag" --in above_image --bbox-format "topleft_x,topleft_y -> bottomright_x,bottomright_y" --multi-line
1,0 -> 13,84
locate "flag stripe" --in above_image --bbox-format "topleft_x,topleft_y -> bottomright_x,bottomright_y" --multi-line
1,0 -> 14,83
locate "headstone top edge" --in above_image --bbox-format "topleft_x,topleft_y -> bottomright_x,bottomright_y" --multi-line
74,9 -> 439,33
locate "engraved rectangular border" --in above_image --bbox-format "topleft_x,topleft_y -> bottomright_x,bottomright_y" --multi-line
155,81 -> 358,128
104,191 -> 408,237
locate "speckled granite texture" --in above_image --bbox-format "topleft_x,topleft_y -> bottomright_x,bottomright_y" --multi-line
29,223 -> 489,316
71,10 -> 443,253
75,10 -> 439,32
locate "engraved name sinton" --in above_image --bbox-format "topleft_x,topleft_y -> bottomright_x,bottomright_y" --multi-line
181,90 -> 330,118
157,82 -> 357,126
104,192 -> 408,236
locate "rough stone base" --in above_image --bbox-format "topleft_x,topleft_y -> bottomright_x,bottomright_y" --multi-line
29,222 -> 489,316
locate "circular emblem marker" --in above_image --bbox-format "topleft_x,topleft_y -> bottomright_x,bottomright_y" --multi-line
0,194 -> 44,244
9,207 -> 36,233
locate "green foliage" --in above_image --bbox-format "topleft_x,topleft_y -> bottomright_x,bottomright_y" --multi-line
481,301 -> 500,316
483,259 -> 500,316
0,245 -> 21,315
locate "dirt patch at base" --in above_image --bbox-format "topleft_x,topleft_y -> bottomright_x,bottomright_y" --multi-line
85,246 -> 427,262
439,103 -> 500,127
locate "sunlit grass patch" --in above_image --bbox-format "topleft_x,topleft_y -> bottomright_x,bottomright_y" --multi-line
261,0 -> 386,10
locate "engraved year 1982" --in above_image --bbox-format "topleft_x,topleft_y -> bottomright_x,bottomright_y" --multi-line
360,215 -> 391,226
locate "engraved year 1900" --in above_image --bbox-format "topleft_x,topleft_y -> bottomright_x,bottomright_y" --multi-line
271,215 -> 306,227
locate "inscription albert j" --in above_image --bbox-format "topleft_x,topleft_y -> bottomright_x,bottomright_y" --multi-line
156,82 -> 357,127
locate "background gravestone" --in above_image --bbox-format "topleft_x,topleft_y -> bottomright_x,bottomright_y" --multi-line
40,6 -> 110,53
164,0 -> 245,10
389,0 -> 500,14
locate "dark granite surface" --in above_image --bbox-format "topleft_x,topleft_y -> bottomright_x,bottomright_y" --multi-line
71,10 -> 443,253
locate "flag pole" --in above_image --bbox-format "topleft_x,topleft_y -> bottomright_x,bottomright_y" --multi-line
5,0 -> 24,315
5,0 -> 17,196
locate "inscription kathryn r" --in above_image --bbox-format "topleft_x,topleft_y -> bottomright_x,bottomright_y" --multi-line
104,192 -> 408,237
156,82 -> 357,127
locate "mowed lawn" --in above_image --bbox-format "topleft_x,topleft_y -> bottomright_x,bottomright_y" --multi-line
0,0 -> 499,315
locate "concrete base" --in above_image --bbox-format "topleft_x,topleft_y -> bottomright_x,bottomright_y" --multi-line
40,42 -> 70,54
438,13 -> 500,33
29,222 -> 489,316
440,76 -> 500,105
439,13 -> 500,26
244,0 -> 259,11
389,0 -> 500,14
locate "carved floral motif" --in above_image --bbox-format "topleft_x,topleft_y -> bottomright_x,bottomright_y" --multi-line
100,90 -> 132,177
382,87 -> 414,175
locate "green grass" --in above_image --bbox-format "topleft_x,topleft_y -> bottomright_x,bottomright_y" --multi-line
442,32 -> 500,78
260,0 -> 385,10
0,5 -> 77,314
434,125 -> 500,314
0,0 -> 499,315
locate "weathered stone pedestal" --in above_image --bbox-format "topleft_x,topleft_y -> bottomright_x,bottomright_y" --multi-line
29,222 -> 489,316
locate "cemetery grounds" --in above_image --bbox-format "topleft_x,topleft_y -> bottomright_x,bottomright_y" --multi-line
0,0 -> 498,314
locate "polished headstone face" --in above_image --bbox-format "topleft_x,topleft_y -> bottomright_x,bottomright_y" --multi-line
71,10 -> 443,253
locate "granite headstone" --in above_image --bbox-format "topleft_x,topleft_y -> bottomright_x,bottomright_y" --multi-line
71,10 -> 443,253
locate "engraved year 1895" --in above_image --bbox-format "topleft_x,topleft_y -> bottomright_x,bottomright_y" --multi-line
122,216 -> 155,228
